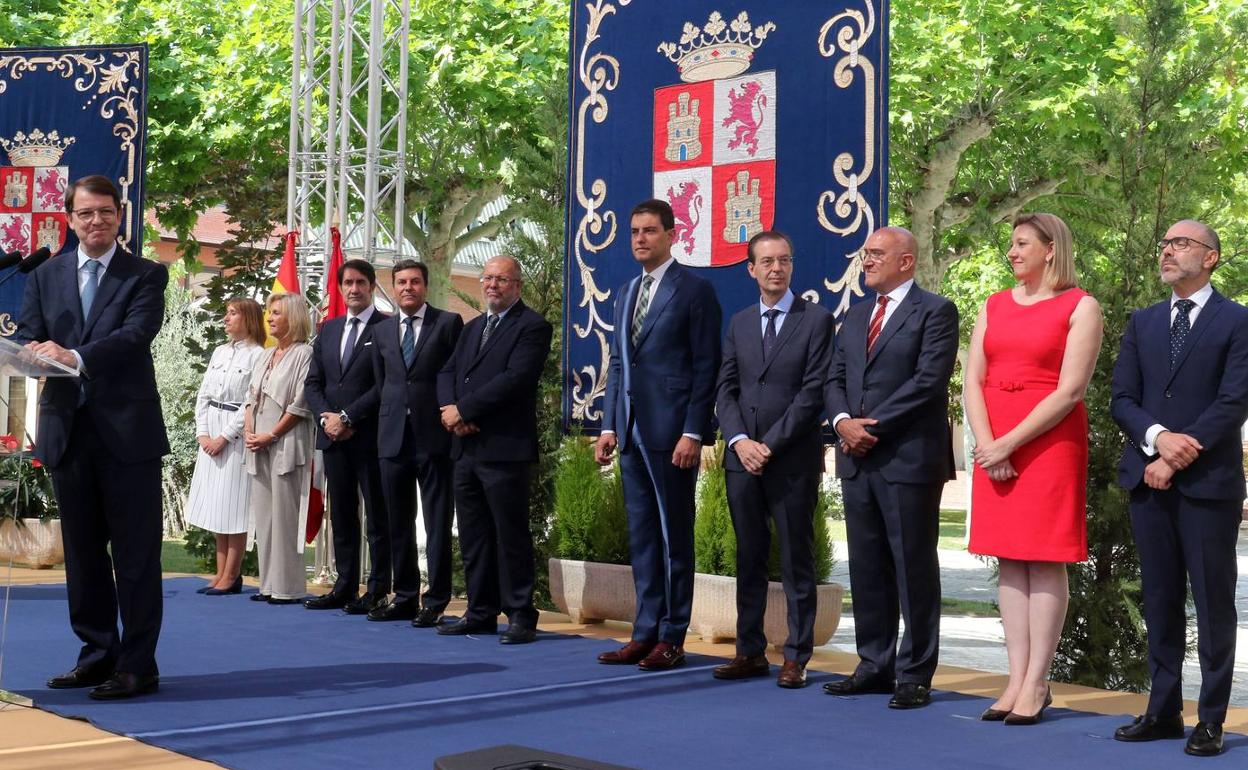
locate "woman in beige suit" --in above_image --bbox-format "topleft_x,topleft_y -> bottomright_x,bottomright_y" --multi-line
244,293 -> 316,604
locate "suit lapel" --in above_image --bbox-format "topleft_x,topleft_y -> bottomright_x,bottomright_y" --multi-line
59,253 -> 84,341
339,312 -> 384,378
408,306 -> 439,371
1166,291 -> 1223,385
759,297 -> 805,376
82,249 -> 131,340
866,286 -> 919,367
468,300 -> 524,371
633,262 -> 679,351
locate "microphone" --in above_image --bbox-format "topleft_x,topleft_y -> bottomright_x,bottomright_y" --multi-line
19,247 -> 51,273
0,250 -> 21,270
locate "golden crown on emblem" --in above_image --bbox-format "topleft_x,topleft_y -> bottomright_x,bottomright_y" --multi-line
657,11 -> 776,84
0,129 -> 76,167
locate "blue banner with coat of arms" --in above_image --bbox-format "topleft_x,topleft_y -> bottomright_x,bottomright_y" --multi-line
0,44 -> 149,336
563,1 -> 888,430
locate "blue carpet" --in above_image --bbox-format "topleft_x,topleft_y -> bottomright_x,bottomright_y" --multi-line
1,577 -> 1244,768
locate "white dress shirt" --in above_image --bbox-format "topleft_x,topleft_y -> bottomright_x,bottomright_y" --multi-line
1141,281 -> 1215,456
398,303 -> 426,349
71,243 -> 118,374
338,304 -> 376,360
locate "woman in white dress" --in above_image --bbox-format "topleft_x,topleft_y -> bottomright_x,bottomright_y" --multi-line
186,298 -> 267,595
244,293 -> 316,604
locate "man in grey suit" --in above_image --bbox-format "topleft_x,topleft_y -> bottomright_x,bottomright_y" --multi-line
713,231 -> 835,689
823,226 -> 959,709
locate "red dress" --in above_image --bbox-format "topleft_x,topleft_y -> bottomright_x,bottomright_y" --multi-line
968,288 -> 1089,563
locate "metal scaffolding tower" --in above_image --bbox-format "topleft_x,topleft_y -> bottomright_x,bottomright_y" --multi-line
287,0 -> 412,288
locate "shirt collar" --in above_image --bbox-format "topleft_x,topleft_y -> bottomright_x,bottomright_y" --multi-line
346,305 -> 375,325
1171,282 -> 1213,310
490,300 -> 518,321
401,303 -> 426,323
884,278 -> 915,304
759,289 -> 795,315
642,256 -> 676,284
77,243 -> 117,271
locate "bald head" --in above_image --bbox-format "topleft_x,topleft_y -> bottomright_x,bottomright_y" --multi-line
876,226 -> 918,258
861,226 -> 917,294
481,255 -> 523,313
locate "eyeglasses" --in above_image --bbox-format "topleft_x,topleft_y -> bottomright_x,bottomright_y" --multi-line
1158,237 -> 1215,252
755,256 -> 793,269
72,207 -> 118,222
479,275 -> 517,286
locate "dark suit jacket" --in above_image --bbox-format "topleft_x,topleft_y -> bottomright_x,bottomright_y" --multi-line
602,261 -> 722,452
15,248 -> 170,467
437,299 -> 553,462
305,311 -> 387,450
372,304 -> 463,459
716,296 -> 834,475
826,284 -> 958,484
1111,290 -> 1248,500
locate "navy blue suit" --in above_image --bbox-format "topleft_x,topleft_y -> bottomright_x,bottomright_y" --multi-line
825,284 -> 958,686
372,305 -> 463,609
16,247 -> 169,677
438,299 -> 552,628
716,296 -> 834,663
305,311 -> 388,598
1111,289 -> 1248,724
602,260 -> 721,645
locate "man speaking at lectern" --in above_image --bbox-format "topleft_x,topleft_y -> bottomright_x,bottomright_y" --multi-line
16,175 -> 169,700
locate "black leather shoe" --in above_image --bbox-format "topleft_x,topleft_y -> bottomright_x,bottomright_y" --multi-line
411,607 -> 445,628
823,672 -> 895,696
1185,722 -> 1224,756
889,683 -> 932,710
47,665 -> 112,689
304,591 -> 355,610
267,597 -> 301,605
368,599 -> 419,622
499,624 -> 537,645
344,592 -> 388,615
249,593 -> 272,602
88,672 -> 159,700
1114,713 -> 1186,742
437,618 -> 498,636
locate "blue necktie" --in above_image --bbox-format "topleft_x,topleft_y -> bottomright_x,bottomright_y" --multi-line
341,317 -> 360,368
762,308 -> 780,359
81,259 -> 100,318
1170,299 -> 1195,369
402,315 -> 417,368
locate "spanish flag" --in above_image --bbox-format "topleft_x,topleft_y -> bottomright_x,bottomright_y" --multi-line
265,231 -> 301,347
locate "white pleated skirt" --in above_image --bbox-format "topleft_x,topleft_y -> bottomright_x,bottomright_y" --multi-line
185,404 -> 252,534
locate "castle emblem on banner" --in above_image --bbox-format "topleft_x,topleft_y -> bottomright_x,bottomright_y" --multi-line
0,129 -> 74,256
654,11 -> 776,267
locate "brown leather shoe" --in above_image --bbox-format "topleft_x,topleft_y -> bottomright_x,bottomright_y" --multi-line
597,640 -> 655,665
776,660 -> 807,689
713,655 -> 770,680
638,642 -> 685,671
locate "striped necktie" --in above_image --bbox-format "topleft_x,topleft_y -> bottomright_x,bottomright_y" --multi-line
631,275 -> 655,347
866,295 -> 889,353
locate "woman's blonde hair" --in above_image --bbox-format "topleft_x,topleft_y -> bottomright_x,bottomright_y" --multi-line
267,292 -> 312,343
1014,212 -> 1076,291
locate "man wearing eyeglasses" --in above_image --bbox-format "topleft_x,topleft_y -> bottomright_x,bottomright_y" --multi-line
712,231 -> 834,688
1111,220 -> 1248,757
16,175 -> 169,700
436,255 -> 552,644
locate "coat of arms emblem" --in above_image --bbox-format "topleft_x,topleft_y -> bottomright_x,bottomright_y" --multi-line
654,11 -> 776,267
0,129 -> 74,256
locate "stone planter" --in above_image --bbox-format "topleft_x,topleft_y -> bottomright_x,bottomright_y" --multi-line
691,572 -> 844,648
548,558 -> 637,624
549,558 -> 845,648
0,518 -> 63,568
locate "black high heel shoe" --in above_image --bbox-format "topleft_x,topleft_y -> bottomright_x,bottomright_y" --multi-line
980,706 -> 1011,721
1003,687 -> 1052,725
205,576 -> 243,596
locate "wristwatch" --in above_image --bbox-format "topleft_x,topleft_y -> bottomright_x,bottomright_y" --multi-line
339,410 -> 353,427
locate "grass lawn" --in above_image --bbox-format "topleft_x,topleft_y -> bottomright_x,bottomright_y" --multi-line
159,539 -> 317,576
826,508 -> 969,552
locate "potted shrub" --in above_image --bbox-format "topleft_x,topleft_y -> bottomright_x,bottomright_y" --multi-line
547,428 -> 634,623
691,438 -> 844,647
0,434 -> 63,568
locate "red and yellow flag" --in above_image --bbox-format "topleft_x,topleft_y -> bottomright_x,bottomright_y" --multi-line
265,231 -> 301,347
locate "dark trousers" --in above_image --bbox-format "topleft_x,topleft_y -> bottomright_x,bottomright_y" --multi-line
379,426 -> 454,607
726,469 -> 819,664
49,411 -> 163,676
322,437 -> 387,596
454,457 -> 536,627
621,427 -> 698,645
1130,486 -> 1241,723
840,472 -> 942,685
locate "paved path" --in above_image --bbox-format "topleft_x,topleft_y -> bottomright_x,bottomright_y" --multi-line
823,524 -> 1248,707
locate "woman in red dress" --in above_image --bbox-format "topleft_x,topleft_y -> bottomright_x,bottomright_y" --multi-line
965,213 -> 1103,724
